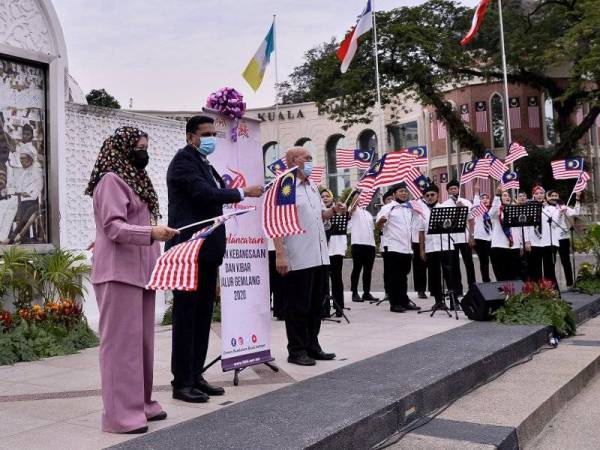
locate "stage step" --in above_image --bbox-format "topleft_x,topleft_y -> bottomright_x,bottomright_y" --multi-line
111,293 -> 600,450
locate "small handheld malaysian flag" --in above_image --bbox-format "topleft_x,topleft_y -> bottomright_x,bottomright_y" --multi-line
489,158 -> 508,182
262,167 -> 305,238
224,168 -> 246,189
483,149 -> 496,159
574,171 -> 591,193
308,166 -> 326,185
357,188 -> 377,208
460,159 -> 489,184
501,170 -> 519,190
337,148 -> 374,169
267,158 -> 287,176
407,145 -> 428,166
551,158 -> 584,180
469,203 -> 488,220
404,167 -> 429,199
506,142 -> 528,164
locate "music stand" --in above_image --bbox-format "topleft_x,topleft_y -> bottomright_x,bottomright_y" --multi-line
418,206 -> 469,319
502,203 -> 542,280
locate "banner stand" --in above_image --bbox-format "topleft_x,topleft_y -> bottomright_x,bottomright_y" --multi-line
202,355 -> 279,386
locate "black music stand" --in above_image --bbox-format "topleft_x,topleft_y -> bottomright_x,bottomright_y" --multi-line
503,204 -> 542,280
418,206 -> 469,319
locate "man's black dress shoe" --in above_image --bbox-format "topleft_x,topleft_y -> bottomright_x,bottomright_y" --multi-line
148,411 -> 167,421
123,426 -> 148,434
195,376 -> 225,396
390,305 -> 406,313
418,291 -> 428,299
308,350 -> 336,360
405,301 -> 421,311
172,387 -> 209,403
287,354 -> 316,366
352,292 -> 363,302
362,293 -> 379,301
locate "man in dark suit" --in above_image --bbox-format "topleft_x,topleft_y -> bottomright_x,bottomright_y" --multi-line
167,115 -> 263,403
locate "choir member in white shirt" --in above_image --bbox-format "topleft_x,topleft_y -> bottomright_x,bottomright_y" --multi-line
349,205 -> 378,302
527,186 -> 560,285
549,190 -> 581,288
441,179 -> 476,294
376,183 -> 421,313
472,181 -> 492,283
379,189 -> 396,302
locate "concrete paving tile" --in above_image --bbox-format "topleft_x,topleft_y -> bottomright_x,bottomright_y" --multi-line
0,397 -> 102,422
0,409 -> 56,438
390,434 -> 496,449
0,362 -> 73,383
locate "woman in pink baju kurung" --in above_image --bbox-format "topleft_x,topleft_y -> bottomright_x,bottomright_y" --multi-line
85,127 -> 178,434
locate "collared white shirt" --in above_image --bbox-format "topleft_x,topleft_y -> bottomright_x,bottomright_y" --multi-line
557,202 -> 580,240
282,179 -> 329,271
422,202 -> 454,253
376,200 -> 414,254
472,195 -> 492,242
441,196 -> 473,243
349,207 -> 375,247
489,196 -> 530,249
8,163 -> 43,201
328,235 -> 347,257
530,203 -> 560,247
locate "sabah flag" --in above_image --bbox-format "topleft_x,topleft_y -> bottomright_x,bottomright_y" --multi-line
337,0 -> 373,73
460,0 -> 490,46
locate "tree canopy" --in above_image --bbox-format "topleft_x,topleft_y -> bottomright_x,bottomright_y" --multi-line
281,0 -> 599,158
85,89 -> 121,109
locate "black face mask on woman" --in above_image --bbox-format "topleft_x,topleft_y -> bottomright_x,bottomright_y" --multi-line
132,150 -> 149,170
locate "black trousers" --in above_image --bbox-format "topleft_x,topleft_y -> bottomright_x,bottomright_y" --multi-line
382,250 -> 391,295
491,248 -> 522,281
559,239 -> 574,287
426,251 -> 455,302
268,251 -> 285,318
350,244 -> 376,295
386,252 -> 412,308
452,243 -> 477,292
474,239 -> 492,282
171,261 -> 218,388
329,255 -> 345,313
283,265 -> 327,357
527,246 -> 557,285
412,242 -> 427,292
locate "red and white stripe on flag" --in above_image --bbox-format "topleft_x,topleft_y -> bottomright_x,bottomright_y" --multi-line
336,0 -> 373,73
509,97 -> 521,129
308,166 -> 325,185
357,188 -> 376,208
574,172 -> 591,193
475,101 -> 488,132
551,159 -> 584,180
437,119 -> 447,139
439,183 -> 449,203
460,0 -> 491,46
462,178 -> 491,201
374,151 -> 417,188
506,142 -> 528,164
489,158 -> 507,181
528,96 -> 540,128
262,170 -> 305,238
470,203 -> 487,220
228,168 -> 246,189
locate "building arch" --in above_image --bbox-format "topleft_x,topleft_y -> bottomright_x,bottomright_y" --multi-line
262,141 -> 279,181
294,137 -> 311,146
325,134 -> 351,197
490,92 -> 505,149
356,129 -> 377,155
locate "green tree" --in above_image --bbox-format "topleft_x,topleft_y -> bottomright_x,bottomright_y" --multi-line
85,88 -> 121,109
281,0 -> 599,158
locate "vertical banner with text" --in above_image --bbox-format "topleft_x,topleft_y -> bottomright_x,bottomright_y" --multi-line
206,111 -> 273,371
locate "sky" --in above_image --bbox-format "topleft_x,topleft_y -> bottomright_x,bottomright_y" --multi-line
52,0 -> 478,111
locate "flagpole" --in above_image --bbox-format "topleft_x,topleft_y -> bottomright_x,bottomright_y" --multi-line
273,14 -> 281,159
498,0 -> 512,159
176,208 -> 256,232
371,0 -> 386,159
565,171 -> 583,207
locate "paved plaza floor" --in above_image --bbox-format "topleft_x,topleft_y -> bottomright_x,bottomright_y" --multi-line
0,292 -> 467,450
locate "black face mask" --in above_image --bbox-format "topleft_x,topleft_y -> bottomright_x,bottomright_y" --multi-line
132,150 -> 149,170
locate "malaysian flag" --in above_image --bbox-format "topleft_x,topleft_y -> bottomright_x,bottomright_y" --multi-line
475,101 -> 488,132
407,145 -> 428,166
147,212 -> 250,291
470,203 -> 488,220
308,166 -> 326,185
224,168 -> 246,189
508,97 -> 521,129
262,168 -> 305,238
489,157 -> 508,181
483,149 -> 496,159
551,158 -> 584,180
437,116 -> 447,139
357,160 -> 382,191
501,170 -> 520,190
506,141 -> 528,164
267,158 -> 287,175
460,159 -> 489,184
439,182 -> 449,202
337,148 -> 374,169
460,104 -> 470,124
359,151 -> 416,189
357,188 -> 377,208
574,171 -> 591,193
404,167 -> 429,199
528,96 -> 540,128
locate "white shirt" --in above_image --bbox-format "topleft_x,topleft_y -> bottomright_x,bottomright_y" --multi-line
282,180 -> 330,271
376,201 -> 414,254
349,207 -> 375,247
472,195 -> 492,241
489,196 -> 531,249
328,235 -> 347,257
422,202 -> 454,253
441,196 -> 473,243
557,202 -> 580,240
530,203 -> 560,247
7,163 -> 43,201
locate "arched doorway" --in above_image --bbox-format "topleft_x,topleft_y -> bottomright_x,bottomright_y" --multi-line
490,93 -> 505,149
262,141 -> 279,181
325,134 -> 351,197
357,129 -> 378,155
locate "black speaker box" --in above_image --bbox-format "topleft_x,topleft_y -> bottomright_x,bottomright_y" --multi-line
460,280 -> 524,321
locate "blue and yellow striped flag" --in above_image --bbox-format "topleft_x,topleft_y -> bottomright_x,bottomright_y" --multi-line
242,22 -> 275,91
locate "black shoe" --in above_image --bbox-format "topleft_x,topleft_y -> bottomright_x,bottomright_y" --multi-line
123,426 -> 148,434
148,411 -> 167,422
362,293 -> 379,301
172,387 -> 210,403
390,305 -> 406,313
418,291 -> 428,299
288,354 -> 316,366
352,292 -> 363,302
308,350 -> 336,360
194,376 -> 225,396
405,301 -> 421,311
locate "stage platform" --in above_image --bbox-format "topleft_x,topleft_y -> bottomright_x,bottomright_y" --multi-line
111,292 -> 600,450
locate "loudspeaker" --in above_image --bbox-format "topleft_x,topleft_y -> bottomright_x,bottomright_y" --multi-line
460,280 -> 524,321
